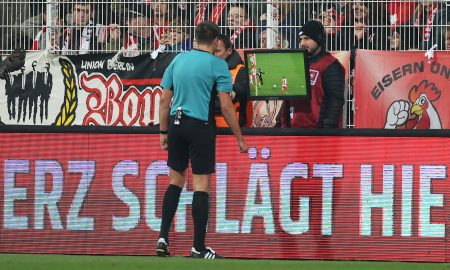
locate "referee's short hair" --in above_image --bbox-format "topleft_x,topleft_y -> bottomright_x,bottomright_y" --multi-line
195,21 -> 221,45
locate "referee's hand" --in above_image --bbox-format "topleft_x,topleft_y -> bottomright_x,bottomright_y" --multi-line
238,138 -> 248,153
160,134 -> 168,151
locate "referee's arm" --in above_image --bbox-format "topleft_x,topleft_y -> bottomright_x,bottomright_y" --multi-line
159,89 -> 173,132
159,89 -> 173,150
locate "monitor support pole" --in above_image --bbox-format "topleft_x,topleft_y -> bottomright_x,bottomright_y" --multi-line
284,100 -> 291,128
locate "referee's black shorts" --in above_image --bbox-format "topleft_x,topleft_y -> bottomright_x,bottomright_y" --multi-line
167,115 -> 216,174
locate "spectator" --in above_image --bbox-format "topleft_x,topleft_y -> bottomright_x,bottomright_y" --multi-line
278,2 -> 307,49
259,2 -> 309,49
20,4 -> 65,50
214,34 -> 252,127
316,4 -> 344,51
60,1 -> 106,54
388,25 -> 415,50
338,1 -> 388,50
147,0 -> 172,49
108,3 -> 153,56
0,1 -> 30,53
258,27 -> 288,49
225,3 -> 257,49
161,19 -> 192,51
188,1 -> 227,26
411,1 -> 447,50
387,1 -> 417,27
429,3 -> 450,50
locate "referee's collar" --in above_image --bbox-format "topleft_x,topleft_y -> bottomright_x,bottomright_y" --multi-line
193,48 -> 212,54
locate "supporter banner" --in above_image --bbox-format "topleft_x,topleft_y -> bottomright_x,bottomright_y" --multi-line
354,50 -> 450,129
1,51 -> 350,128
250,51 -> 350,127
0,133 -> 449,262
0,52 -> 175,126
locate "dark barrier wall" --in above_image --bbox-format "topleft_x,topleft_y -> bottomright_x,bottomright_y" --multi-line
0,128 -> 449,262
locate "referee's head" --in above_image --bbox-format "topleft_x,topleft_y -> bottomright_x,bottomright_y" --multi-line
195,21 -> 221,46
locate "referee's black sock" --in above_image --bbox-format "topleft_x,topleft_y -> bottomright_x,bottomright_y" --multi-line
159,184 -> 182,243
192,191 -> 209,252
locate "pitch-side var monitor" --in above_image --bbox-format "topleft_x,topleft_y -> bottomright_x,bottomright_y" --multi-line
244,49 -> 310,100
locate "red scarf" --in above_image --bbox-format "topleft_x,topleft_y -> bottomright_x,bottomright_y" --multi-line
32,27 -> 46,50
229,26 -> 245,45
415,5 -> 439,42
195,0 -> 227,25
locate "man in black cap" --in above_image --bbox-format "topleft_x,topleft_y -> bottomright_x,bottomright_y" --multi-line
281,20 -> 344,128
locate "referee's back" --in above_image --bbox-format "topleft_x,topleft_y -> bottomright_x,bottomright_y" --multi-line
162,50 -> 232,122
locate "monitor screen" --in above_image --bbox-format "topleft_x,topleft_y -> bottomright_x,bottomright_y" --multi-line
244,49 -> 310,100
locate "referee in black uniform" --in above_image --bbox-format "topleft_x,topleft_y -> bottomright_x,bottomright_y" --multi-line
156,21 -> 248,259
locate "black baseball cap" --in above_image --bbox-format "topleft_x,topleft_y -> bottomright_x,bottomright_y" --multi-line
299,20 -> 326,47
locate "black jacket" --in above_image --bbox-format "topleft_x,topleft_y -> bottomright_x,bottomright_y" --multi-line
310,50 -> 345,128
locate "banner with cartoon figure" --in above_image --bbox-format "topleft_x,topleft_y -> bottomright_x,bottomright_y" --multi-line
354,50 -> 450,129
0,51 -> 175,126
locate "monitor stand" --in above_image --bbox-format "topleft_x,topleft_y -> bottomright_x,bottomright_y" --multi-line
284,99 -> 291,128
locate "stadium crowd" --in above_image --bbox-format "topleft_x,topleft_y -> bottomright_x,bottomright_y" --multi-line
1,0 -> 449,55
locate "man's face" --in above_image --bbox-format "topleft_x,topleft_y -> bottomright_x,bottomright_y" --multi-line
260,31 -> 267,48
353,3 -> 368,22
45,63 -> 50,71
227,6 -> 248,30
150,0 -> 168,19
319,10 -> 337,34
72,4 -> 93,27
127,16 -> 152,38
389,31 -> 401,50
32,61 -> 37,70
214,39 -> 232,60
260,30 -> 282,48
163,27 -> 186,46
299,35 -> 320,56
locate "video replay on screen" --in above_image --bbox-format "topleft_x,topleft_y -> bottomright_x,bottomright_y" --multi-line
244,49 -> 310,100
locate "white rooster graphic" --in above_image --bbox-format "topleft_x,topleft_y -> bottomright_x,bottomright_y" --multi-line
385,80 -> 442,129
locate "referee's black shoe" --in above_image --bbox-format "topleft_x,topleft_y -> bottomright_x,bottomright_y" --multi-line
190,247 -> 223,259
156,238 -> 170,257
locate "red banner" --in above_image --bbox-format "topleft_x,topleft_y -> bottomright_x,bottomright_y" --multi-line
0,133 -> 449,262
354,50 -> 450,129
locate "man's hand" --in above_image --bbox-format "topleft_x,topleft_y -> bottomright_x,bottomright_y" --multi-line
109,24 -> 121,40
354,22 -> 366,40
160,134 -> 168,151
